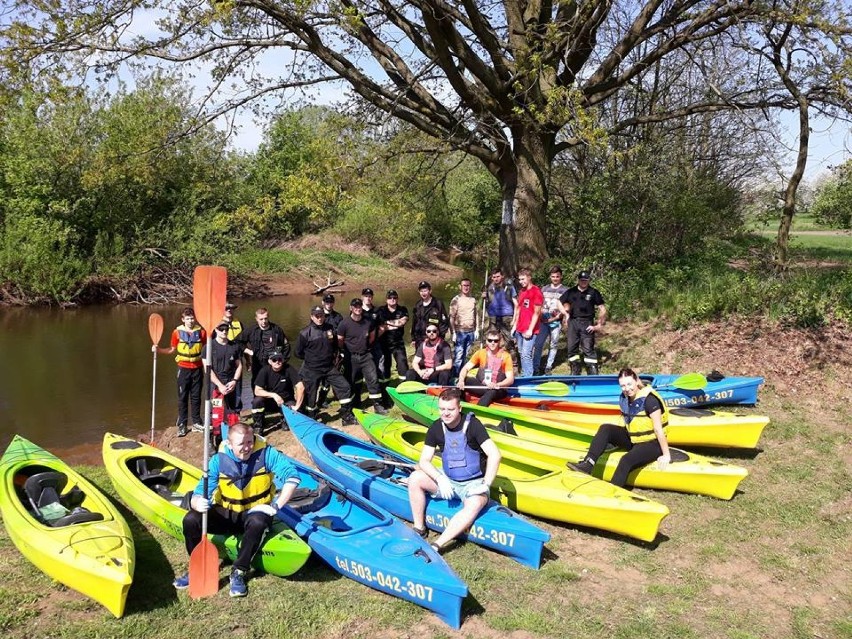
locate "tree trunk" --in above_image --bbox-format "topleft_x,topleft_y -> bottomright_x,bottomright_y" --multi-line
497,131 -> 550,275
776,95 -> 809,269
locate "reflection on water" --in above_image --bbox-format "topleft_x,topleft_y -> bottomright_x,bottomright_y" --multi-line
0,281 -> 469,461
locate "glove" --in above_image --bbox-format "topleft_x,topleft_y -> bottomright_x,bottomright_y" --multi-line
247,504 -> 278,517
193,497 -> 211,513
474,329 -> 479,341
467,481 -> 490,496
657,454 -> 671,471
435,474 -> 454,500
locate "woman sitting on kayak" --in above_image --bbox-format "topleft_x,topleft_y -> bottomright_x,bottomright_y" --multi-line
568,368 -> 671,486
456,328 -> 515,407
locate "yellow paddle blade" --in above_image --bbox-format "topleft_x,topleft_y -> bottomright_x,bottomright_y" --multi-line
396,381 -> 430,394
666,373 -> 708,391
534,381 -> 570,396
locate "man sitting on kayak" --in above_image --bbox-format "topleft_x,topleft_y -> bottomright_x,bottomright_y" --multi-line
407,388 -> 501,553
173,422 -> 301,597
456,328 -> 515,407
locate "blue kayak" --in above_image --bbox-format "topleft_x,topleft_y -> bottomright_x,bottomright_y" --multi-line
284,407 -> 551,569
512,373 -> 764,407
275,451 -> 467,628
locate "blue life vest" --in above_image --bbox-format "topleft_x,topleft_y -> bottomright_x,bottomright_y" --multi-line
441,414 -> 483,481
619,386 -> 669,444
487,283 -> 516,316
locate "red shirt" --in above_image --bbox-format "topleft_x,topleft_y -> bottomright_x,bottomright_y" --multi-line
516,285 -> 543,335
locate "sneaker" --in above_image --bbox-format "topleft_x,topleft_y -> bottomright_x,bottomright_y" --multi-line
412,525 -> 429,539
341,413 -> 358,426
191,423 -> 205,433
173,572 -> 190,589
177,424 -> 188,438
373,403 -> 388,415
229,568 -> 247,597
567,459 -> 594,475
430,542 -> 444,555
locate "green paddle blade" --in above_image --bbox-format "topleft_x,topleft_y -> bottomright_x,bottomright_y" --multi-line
534,381 -> 571,396
661,373 -> 708,391
396,381 -> 430,394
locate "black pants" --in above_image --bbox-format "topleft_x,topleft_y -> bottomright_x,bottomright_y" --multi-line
182,506 -> 272,572
462,376 -> 507,407
566,318 -> 597,364
177,367 -> 203,427
405,368 -> 452,387
586,423 -> 662,487
380,344 -> 409,382
345,352 -> 383,402
301,365 -> 352,412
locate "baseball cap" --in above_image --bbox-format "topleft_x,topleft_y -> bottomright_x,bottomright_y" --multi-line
215,321 -> 230,330
578,270 -> 591,280
350,298 -> 363,307
322,293 -> 335,303
361,287 -> 374,296
268,351 -> 285,362
310,305 -> 324,316
418,280 -> 431,290
386,289 -> 398,298
225,302 -> 238,310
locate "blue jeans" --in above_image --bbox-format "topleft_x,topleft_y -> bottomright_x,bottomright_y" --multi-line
452,331 -> 476,376
533,324 -> 561,372
515,332 -> 537,377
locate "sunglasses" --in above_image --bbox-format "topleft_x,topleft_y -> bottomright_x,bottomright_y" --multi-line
425,330 -> 438,335
486,338 -> 500,343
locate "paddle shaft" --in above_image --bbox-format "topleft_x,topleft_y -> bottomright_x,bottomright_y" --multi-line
479,263 -> 489,347
150,350 -> 158,444
336,453 -> 416,469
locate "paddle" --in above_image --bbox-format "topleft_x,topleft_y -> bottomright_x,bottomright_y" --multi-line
396,380 -> 571,396
335,453 -> 417,469
655,373 -> 707,391
148,313 -> 164,444
188,265 -> 227,600
479,263 -> 489,348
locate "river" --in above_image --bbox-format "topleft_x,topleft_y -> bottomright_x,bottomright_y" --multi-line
0,285 -> 452,463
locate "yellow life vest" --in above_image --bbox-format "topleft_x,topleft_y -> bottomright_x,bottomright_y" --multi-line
215,439 -> 275,512
175,324 -> 204,364
227,319 -> 243,343
620,386 -> 669,444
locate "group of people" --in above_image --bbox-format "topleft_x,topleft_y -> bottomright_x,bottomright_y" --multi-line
162,267 -> 646,598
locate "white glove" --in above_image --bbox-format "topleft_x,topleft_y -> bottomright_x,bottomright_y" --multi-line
193,497 -> 211,513
657,454 -> 671,471
247,504 -> 278,517
474,329 -> 479,341
467,480 -> 490,496
435,474 -> 454,500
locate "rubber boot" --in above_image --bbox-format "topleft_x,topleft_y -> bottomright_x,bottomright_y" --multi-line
570,361 -> 583,376
340,406 -> 357,426
585,363 -> 599,375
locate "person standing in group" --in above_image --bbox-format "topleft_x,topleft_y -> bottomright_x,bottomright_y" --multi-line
360,287 -> 384,378
405,325 -> 454,387
449,278 -> 479,378
406,388 -> 501,553
209,319 -> 243,440
321,294 -> 344,334
337,298 -> 388,415
560,270 -> 607,375
376,289 -> 409,383
510,268 -> 543,378
533,266 -> 568,375
241,307 -> 290,389
173,422 -> 302,597
457,328 -> 515,407
482,269 -> 517,363
222,302 -> 243,343
153,307 -> 206,437
410,281 -> 450,350
296,305 -> 356,426
251,350 -> 304,434
567,368 -> 670,486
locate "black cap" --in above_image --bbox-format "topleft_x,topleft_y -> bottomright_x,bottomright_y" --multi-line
310,305 -> 324,316
350,298 -> 363,307
418,280 -> 431,290
215,321 -> 230,330
224,302 -> 238,310
322,293 -> 335,303
361,287 -> 374,296
386,289 -> 398,298
578,270 -> 591,280
268,351 -> 285,362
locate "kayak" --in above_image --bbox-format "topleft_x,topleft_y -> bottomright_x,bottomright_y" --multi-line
1,435 -> 134,617
509,373 -> 764,407
101,433 -> 310,577
357,411 -> 670,542
274,452 -> 468,629
391,390 -> 748,499
419,387 -> 769,449
283,407 -> 551,568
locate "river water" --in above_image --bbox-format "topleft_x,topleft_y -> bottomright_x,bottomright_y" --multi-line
0,285 -> 454,463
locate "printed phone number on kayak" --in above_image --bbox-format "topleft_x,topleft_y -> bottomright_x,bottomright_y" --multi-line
426,513 -> 516,547
334,556 -> 434,602
664,390 -> 734,406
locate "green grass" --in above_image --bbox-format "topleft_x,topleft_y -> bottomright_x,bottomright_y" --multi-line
787,233 -> 852,262
227,247 -> 387,274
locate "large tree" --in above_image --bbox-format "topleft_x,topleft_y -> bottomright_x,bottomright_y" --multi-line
3,1 -> 849,271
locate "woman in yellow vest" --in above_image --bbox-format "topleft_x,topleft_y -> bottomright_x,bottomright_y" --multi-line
567,367 -> 671,486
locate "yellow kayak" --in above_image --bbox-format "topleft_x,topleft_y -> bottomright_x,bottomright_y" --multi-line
0,435 -> 134,617
357,411 -> 670,543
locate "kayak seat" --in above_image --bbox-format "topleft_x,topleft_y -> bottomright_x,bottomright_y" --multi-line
50,509 -> 104,527
23,472 -> 104,526
669,408 -> 715,418
24,471 -> 67,510
492,418 -> 518,436
356,460 -> 394,479
135,458 -> 182,491
288,482 -> 332,514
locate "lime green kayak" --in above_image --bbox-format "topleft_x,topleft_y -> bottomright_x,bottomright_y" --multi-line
0,435 -> 134,617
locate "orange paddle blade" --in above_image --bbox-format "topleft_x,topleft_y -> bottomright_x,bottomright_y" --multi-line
188,538 -> 220,599
192,266 -> 228,331
148,313 -> 164,345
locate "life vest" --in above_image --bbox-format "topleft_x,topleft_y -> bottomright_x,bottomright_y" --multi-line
487,283 -> 515,316
227,319 -> 243,343
476,351 -> 507,385
215,439 -> 275,512
619,386 -> 669,444
175,324 -> 204,364
441,414 -> 482,481
421,340 -> 440,368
